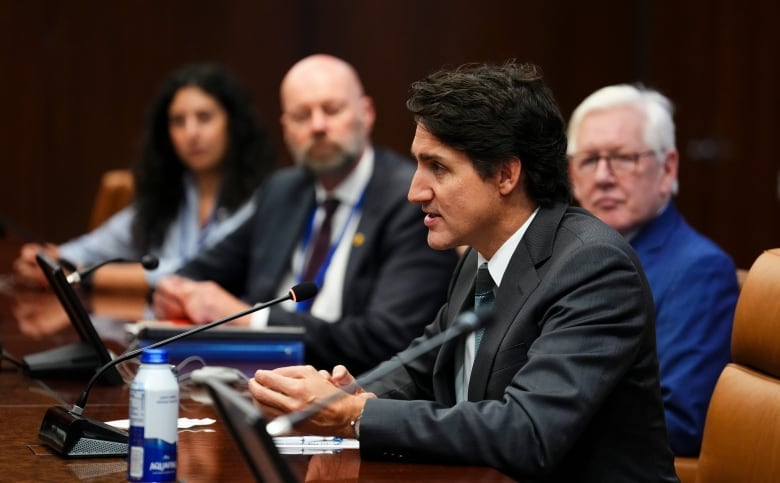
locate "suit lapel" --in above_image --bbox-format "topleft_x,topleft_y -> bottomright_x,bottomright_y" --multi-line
467,203 -> 568,400
433,251 -> 478,405
342,150 -> 393,284
265,178 -> 316,285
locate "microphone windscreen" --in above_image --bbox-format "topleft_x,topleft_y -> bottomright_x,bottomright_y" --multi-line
289,282 -> 318,302
140,254 -> 159,270
472,305 -> 494,329
454,305 -> 494,332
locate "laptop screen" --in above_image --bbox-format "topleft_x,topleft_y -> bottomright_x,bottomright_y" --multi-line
204,378 -> 298,483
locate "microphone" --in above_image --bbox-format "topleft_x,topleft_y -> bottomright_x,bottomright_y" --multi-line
265,305 -> 493,437
65,254 -> 160,284
22,254 -> 162,380
37,282 -> 318,458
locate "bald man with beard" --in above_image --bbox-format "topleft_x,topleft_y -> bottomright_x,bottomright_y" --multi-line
153,54 -> 458,374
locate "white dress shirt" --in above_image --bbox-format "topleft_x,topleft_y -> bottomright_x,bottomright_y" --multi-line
251,148 -> 374,327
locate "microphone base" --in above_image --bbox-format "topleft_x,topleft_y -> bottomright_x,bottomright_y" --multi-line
39,406 -> 128,458
23,341 -> 122,385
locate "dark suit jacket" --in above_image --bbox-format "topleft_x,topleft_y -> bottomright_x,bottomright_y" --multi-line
360,202 -> 679,482
177,148 -> 459,373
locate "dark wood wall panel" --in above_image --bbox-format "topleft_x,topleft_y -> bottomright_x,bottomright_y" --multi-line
647,0 -> 780,267
1,0 -> 776,269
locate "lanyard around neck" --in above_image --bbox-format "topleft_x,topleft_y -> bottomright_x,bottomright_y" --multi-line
179,199 -> 218,256
296,186 -> 368,311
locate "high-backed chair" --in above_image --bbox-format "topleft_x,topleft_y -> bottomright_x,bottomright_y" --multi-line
675,248 -> 780,483
88,169 -> 134,230
736,268 -> 749,290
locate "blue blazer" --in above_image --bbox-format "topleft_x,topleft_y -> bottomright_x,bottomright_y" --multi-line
177,148 -> 459,374
631,202 -> 738,456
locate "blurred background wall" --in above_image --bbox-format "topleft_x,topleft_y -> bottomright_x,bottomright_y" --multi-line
1,0 -> 777,269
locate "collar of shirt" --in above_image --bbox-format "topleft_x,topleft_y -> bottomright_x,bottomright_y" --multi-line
478,207 -> 540,286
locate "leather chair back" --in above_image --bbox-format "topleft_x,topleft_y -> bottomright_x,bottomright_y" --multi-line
88,169 -> 134,230
693,248 -> 780,482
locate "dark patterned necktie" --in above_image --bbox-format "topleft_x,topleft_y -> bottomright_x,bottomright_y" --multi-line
302,198 -> 339,282
474,263 -> 494,351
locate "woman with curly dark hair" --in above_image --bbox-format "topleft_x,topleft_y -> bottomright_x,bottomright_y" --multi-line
14,64 -> 275,292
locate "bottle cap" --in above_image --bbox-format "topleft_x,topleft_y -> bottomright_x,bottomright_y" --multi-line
140,348 -> 169,364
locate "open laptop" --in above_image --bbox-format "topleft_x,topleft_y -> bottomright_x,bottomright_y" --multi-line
22,252 -> 122,384
204,378 -> 298,483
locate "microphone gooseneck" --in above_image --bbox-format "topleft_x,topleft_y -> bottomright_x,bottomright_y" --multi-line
265,305 -> 494,437
39,282 -> 318,457
65,254 -> 161,284
0,215 -> 45,243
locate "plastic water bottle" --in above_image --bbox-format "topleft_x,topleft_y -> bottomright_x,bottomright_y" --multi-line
128,348 -> 179,482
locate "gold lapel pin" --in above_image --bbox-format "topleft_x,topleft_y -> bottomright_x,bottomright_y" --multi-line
353,232 -> 365,247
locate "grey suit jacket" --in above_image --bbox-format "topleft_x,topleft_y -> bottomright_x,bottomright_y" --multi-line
177,148 -> 459,373
360,202 -> 679,482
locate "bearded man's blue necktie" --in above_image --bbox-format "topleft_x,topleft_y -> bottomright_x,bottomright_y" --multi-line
474,262 -> 495,351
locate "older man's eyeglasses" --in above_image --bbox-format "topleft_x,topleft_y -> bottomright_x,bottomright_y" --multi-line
570,150 -> 657,175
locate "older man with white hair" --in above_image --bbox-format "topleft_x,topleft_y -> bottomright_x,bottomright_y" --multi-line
567,84 -> 739,456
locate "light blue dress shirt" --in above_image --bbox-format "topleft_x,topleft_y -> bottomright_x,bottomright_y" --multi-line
59,174 -> 255,286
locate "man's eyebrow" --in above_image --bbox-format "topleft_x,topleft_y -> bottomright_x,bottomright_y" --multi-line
411,151 -> 441,162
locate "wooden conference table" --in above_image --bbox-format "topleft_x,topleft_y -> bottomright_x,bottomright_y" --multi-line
0,238 -> 513,482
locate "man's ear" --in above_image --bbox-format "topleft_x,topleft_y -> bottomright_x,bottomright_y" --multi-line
497,157 -> 522,195
661,148 -> 679,196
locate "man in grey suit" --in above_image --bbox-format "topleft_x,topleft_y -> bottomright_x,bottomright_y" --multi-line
152,54 -> 458,374
249,61 -> 679,482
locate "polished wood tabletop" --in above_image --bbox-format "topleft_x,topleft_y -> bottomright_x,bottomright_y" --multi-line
0,236 -> 514,482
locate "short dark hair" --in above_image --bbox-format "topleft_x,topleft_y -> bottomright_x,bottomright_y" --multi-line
406,61 -> 571,206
